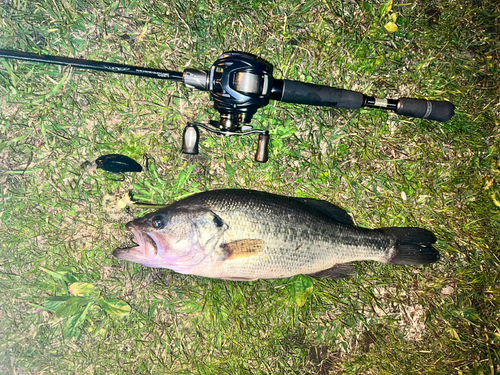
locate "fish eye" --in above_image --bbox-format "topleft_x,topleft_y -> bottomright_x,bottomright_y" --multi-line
151,216 -> 165,229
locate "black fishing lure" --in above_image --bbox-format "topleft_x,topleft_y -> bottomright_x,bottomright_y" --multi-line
95,154 -> 142,173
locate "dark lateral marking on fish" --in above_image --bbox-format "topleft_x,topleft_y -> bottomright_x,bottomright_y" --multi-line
221,239 -> 265,260
308,263 -> 355,279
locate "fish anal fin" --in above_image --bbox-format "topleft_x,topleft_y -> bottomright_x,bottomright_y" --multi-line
222,239 -> 265,260
220,276 -> 257,281
308,263 -> 355,280
295,198 -> 354,225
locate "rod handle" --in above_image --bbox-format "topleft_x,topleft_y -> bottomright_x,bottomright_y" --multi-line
280,80 -> 365,109
396,98 -> 455,122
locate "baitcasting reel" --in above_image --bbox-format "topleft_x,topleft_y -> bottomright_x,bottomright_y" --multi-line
181,52 -> 275,162
0,49 -> 455,163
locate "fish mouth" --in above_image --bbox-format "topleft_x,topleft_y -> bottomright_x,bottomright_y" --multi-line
113,221 -> 205,271
113,222 -> 161,260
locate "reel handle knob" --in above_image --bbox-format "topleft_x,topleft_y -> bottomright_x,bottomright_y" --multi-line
182,124 -> 200,154
255,132 -> 270,163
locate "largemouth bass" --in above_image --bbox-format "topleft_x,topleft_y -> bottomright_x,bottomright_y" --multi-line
114,189 -> 438,280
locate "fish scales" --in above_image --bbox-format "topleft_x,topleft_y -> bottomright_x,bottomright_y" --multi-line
196,190 -> 389,278
114,189 -> 439,280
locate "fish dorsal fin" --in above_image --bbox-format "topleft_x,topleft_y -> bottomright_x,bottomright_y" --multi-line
308,263 -> 355,279
294,198 -> 354,225
222,239 -> 265,260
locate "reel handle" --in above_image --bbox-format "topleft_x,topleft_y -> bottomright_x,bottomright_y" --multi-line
255,132 -> 270,163
182,124 -> 200,154
182,123 -> 271,163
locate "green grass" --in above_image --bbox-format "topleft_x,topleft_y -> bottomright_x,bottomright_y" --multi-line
1,0 -> 499,373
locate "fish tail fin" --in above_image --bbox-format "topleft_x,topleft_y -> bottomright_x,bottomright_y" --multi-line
378,227 -> 439,265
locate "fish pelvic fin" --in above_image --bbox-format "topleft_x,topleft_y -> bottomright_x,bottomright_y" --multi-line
378,227 -> 439,265
308,263 -> 355,280
221,239 -> 265,260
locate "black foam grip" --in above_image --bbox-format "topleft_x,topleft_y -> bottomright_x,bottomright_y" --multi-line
396,98 -> 455,122
280,80 -> 365,109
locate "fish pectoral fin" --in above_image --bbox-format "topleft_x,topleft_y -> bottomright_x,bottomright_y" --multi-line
221,239 -> 265,260
308,263 -> 355,280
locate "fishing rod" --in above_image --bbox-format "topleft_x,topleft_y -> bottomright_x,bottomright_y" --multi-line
0,49 -> 455,163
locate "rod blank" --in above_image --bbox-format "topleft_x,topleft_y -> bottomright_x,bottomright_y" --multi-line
0,49 -> 184,81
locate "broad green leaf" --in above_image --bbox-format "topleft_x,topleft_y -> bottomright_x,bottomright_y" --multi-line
64,274 -> 79,284
55,297 -> 83,318
40,266 -> 77,283
288,275 -> 314,307
98,299 -> 131,317
69,282 -> 96,296
361,1 -> 374,16
462,308 -> 481,323
110,0 -> 120,12
45,296 -> 71,312
40,267 -> 68,281
176,301 -> 203,314
74,302 -> 93,327
63,312 -> 83,338
384,22 -> 398,33
55,266 -> 76,274
380,0 -> 393,16
177,164 -> 196,190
